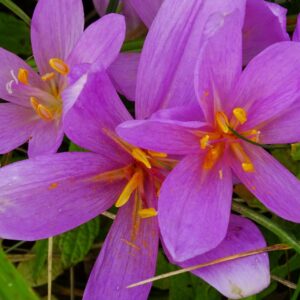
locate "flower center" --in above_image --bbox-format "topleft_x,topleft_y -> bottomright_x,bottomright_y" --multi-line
16,58 -> 70,121
200,107 -> 258,173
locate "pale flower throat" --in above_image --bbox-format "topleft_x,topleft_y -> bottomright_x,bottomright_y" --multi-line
12,58 -> 70,121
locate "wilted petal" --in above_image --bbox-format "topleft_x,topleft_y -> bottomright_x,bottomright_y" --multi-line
84,190 -> 158,300
68,14 -> 125,69
108,52 -> 140,101
0,153 -> 125,240
117,119 -> 205,155
0,103 -> 37,154
28,120 -> 64,157
242,0 -> 288,65
159,154 -> 232,262
177,215 -> 270,299
31,0 -> 84,74
230,144 -> 300,222
232,42 -> 300,130
136,0 -> 246,119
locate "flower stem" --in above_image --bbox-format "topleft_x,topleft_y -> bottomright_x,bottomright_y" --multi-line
122,39 -> 144,52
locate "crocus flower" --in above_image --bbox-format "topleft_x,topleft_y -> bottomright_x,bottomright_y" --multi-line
0,0 -> 125,157
117,0 -> 300,264
0,63 -> 270,299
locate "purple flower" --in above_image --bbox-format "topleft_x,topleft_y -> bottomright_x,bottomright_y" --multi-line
0,63 -> 269,298
0,0 -> 125,157
117,0 -> 300,264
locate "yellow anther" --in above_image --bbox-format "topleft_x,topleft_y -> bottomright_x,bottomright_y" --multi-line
49,58 -> 70,75
230,143 -> 255,173
242,162 -> 254,173
216,112 -> 229,133
132,148 -> 151,169
200,134 -> 210,149
18,68 -> 29,85
115,171 -> 141,208
203,144 -> 223,170
30,96 -> 39,111
147,150 -> 167,158
138,208 -> 158,218
37,104 -> 54,121
41,72 -> 56,81
233,107 -> 247,125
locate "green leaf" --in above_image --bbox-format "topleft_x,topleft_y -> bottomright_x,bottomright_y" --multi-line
122,39 -> 144,52
68,142 -> 86,152
0,0 -> 30,25
291,143 -> 300,161
0,247 -> 39,300
59,217 -> 100,267
106,0 -> 120,13
232,202 -> 300,255
31,240 -> 48,281
153,251 -> 171,290
0,12 -> 31,56
18,239 -> 64,287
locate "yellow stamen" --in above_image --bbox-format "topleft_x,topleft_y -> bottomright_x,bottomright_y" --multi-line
200,134 -> 210,149
115,171 -> 142,208
230,143 -> 255,173
233,107 -> 247,125
41,72 -> 56,81
30,96 -> 39,111
37,104 -> 54,121
49,58 -> 70,75
138,208 -> 158,218
203,143 -> 223,170
132,148 -> 151,169
147,150 -> 167,158
18,68 -> 29,85
216,112 -> 229,133
242,163 -> 254,172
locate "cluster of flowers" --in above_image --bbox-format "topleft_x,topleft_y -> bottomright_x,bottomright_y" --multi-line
1,0 -> 300,299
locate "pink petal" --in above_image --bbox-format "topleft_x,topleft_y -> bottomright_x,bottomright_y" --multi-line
128,0 -> 162,27
242,0 -> 288,65
232,42 -> 300,130
68,14 -> 125,69
0,152 -> 125,240
135,0 -> 246,119
0,103 -> 37,154
293,14 -> 300,41
108,52 -> 140,101
159,154 -> 232,262
230,144 -> 300,222
0,48 -> 44,105
195,8 -> 244,122
31,0 -> 84,74
117,119 -> 205,155
178,215 -> 270,299
259,102 -> 300,144
64,66 -> 132,164
28,119 -> 64,158
84,192 -> 159,299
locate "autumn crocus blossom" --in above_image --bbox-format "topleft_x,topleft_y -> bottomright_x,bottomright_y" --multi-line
0,61 -> 270,298
117,0 -> 300,264
0,0 -> 125,157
